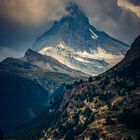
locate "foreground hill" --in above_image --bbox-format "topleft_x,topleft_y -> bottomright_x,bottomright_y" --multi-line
33,2 -> 129,75
0,71 -> 49,135
13,36 -> 140,140
0,49 -> 86,135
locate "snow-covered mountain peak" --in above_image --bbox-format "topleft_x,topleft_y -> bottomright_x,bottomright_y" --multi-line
66,2 -> 88,20
33,2 -> 129,75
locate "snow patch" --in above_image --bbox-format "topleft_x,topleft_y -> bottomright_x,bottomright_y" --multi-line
89,28 -> 98,39
57,42 -> 67,49
74,56 -> 91,64
39,43 -> 124,75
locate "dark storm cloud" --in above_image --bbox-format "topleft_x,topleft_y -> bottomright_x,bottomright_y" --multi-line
0,0 -> 68,24
0,15 -> 52,49
0,0 -> 68,60
0,0 -> 140,60
0,0 -> 69,44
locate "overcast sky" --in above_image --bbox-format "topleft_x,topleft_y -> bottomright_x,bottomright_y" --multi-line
0,0 -> 140,60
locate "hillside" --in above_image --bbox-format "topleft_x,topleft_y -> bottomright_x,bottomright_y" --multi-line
13,36 -> 140,140
0,71 -> 49,135
0,49 -> 86,135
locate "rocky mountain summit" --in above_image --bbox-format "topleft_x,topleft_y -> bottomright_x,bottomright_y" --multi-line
33,2 -> 129,75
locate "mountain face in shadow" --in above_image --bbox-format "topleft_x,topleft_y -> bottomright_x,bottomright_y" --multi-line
33,2 -> 129,75
0,71 -> 49,135
0,49 -> 86,135
13,36 -> 140,140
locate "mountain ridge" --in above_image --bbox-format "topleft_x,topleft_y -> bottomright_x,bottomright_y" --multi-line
22,48 -> 87,77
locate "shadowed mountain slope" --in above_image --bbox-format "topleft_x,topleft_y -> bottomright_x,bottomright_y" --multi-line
13,36 -> 140,140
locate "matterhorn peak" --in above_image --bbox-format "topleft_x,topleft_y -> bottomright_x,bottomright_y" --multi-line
32,1 -> 129,75
66,2 -> 87,20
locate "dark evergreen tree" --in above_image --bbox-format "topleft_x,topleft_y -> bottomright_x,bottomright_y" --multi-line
88,76 -> 93,83
0,129 -> 4,140
127,136 -> 133,140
